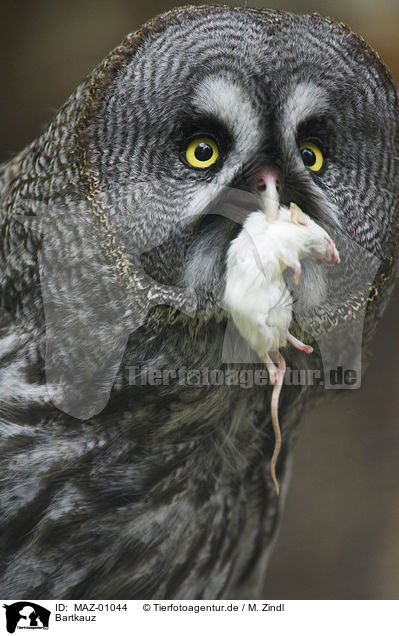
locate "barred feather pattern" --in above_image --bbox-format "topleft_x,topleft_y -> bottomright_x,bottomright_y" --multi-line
0,5 -> 398,598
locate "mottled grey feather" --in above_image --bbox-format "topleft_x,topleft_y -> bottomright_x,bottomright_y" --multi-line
0,5 -> 398,599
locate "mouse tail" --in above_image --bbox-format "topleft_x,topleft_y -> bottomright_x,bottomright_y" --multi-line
270,351 -> 286,496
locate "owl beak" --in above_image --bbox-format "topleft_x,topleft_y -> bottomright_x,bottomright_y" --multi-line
201,167 -> 282,226
257,167 -> 281,195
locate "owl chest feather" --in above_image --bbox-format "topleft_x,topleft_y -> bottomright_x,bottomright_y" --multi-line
0,316 -> 305,598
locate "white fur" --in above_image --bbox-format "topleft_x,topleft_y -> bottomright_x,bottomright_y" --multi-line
224,211 -> 292,358
223,202 -> 339,360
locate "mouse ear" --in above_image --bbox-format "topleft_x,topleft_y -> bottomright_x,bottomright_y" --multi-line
290,203 -> 309,226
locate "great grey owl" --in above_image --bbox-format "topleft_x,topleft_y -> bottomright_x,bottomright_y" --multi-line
0,5 -> 398,599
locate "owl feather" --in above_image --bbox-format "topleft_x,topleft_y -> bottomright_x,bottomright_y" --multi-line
0,5 -> 398,599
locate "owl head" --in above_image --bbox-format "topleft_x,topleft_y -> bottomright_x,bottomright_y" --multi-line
73,6 -> 398,327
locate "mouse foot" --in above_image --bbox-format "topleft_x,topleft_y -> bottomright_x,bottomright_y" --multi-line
262,351 -> 286,385
287,331 -> 313,354
262,352 -> 278,384
293,260 -> 301,284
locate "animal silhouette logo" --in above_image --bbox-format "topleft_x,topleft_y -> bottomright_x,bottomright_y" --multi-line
3,602 -> 50,633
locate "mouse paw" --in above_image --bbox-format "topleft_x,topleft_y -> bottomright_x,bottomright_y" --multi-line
293,260 -> 301,284
287,331 -> 313,354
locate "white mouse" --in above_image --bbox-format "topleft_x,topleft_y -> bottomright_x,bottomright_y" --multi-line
224,176 -> 340,494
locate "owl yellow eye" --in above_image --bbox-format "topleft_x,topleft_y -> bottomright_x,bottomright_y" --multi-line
185,137 -> 219,168
299,141 -> 324,172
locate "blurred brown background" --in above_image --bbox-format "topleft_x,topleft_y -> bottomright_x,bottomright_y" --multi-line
1,0 -> 398,600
